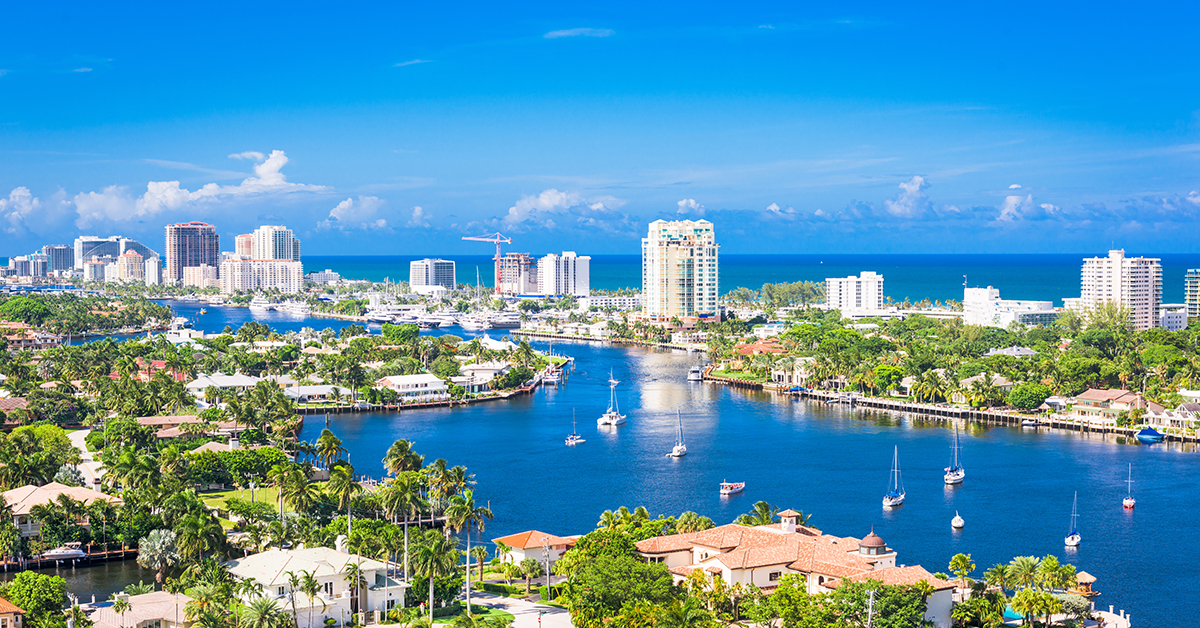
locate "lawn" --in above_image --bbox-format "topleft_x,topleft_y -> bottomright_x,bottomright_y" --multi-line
201,486 -> 285,512
431,606 -> 515,626
709,369 -> 768,383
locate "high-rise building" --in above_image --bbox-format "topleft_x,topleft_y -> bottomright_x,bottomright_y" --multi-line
251,225 -> 301,261
538,252 -> 590,297
826,272 -> 885,312
74,235 -> 158,269
1069,249 -> 1162,331
164,222 -> 220,283
963,286 -> 1057,328
182,264 -> 220,289
116,250 -> 145,282
498,253 -> 538,296
27,254 -> 48,278
83,259 -> 106,282
410,259 -> 456,293
7,256 -> 31,277
42,245 -> 74,272
220,258 -> 303,294
641,219 -> 720,321
235,234 -> 254,257
144,257 -> 162,286
1186,269 -> 1200,322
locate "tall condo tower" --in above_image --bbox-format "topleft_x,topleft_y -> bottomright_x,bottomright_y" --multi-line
410,258 -> 457,291
235,234 -> 254,257
164,222 -> 220,283
538,252 -> 590,297
1074,249 -> 1162,331
251,225 -> 301,261
1185,269 -> 1200,322
641,219 -> 719,321
826,272 -> 885,312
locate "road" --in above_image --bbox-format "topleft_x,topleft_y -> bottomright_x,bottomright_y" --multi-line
470,592 -> 574,628
67,428 -> 106,487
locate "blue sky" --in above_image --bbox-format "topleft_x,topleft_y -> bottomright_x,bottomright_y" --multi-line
3,1 -> 1199,256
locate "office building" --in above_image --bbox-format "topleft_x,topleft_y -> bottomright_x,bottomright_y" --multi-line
116,250 -> 145,282
83,259 -> 106,282
1072,250 -> 1162,331
641,219 -> 720,321
251,225 -> 301,261
963,286 -> 1057,328
1160,304 -> 1188,332
409,258 -> 456,294
826,272 -> 885,312
164,222 -> 220,283
1187,269 -> 1200,321
538,252 -> 590,297
73,235 -> 158,270
498,253 -> 538,296
43,245 -> 74,272
235,234 -> 254,257
220,257 -> 303,294
182,264 -> 220,289
144,257 -> 162,286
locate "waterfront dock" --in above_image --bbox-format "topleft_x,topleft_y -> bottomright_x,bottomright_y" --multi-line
2,547 -> 138,572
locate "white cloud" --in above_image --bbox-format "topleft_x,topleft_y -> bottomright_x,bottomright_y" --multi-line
883,175 -> 930,218
319,196 -> 388,231
544,28 -> 614,39
763,202 -> 799,220
503,189 -> 583,228
997,194 -> 1033,221
476,188 -> 632,235
1009,183 -> 1022,189
759,24 -> 775,29
676,198 -> 705,217
228,151 -> 265,161
1188,190 -> 1200,206
73,67 -> 92,73
1,187 -> 41,235
73,149 -> 327,229
407,205 -> 430,228
394,59 -> 432,67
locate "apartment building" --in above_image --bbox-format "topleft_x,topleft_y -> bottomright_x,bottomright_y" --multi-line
963,286 -> 1057,328
251,225 -> 301,261
1070,249 -> 1162,331
42,244 -> 74,272
182,264 -> 220,289
235,233 -> 254,257
538,251 -> 590,297
164,222 -> 220,283
220,257 -> 303,294
74,235 -> 158,270
1187,269 -> 1199,321
409,258 -> 456,293
498,252 -> 538,296
641,219 -> 720,321
115,250 -> 145,282
826,272 -> 884,312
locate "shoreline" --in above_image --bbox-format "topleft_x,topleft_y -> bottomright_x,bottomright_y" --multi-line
513,329 -> 705,352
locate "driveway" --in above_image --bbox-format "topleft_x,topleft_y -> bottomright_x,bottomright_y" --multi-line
67,428 -> 106,487
469,592 -> 574,628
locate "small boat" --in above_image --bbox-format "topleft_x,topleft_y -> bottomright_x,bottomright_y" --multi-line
882,446 -> 905,507
719,480 -> 745,495
687,366 -> 703,382
1123,464 -> 1136,509
597,370 -> 627,426
566,410 -> 585,446
1064,491 -> 1081,547
951,511 -> 964,529
666,409 -> 687,457
1135,427 -> 1164,444
415,316 -> 442,330
1021,418 -> 1046,428
543,369 -> 561,384
42,542 -> 86,561
459,317 -> 492,332
944,424 -> 965,485
198,308 -> 207,315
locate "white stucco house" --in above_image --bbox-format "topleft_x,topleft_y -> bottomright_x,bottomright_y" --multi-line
376,374 -> 449,402
492,530 -> 574,566
185,373 -> 262,398
460,361 -> 511,382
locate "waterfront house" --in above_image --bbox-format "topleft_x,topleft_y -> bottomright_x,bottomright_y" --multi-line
1,321 -> 63,351
0,596 -> 24,628
1144,402 -> 1200,430
283,384 -> 353,403
951,373 -> 1014,404
984,345 -> 1037,358
460,361 -> 510,382
184,373 -> 261,398
771,357 -> 815,387
491,530 -> 574,566
136,415 -> 242,439
88,591 -> 192,628
735,337 -> 787,357
2,482 -> 122,539
375,374 -> 449,402
635,511 -> 954,628
1068,389 -> 1150,425
226,546 -> 406,619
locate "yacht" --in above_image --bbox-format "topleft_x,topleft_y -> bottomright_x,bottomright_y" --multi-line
951,511 -> 965,529
565,410 -> 585,446
597,371 -> 627,426
943,424 -> 965,485
666,410 -> 687,457
719,480 -> 745,495
487,312 -> 522,329
1064,492 -> 1082,547
459,316 -> 492,332
249,296 -> 275,311
170,316 -> 192,329
687,365 -> 704,382
42,542 -> 86,561
415,315 -> 442,330
882,446 -> 906,507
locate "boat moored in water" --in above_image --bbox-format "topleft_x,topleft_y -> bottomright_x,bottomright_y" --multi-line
882,446 -> 905,507
1064,491 -> 1082,547
1135,427 -> 1164,443
666,409 -> 687,457
687,365 -> 703,382
719,480 -> 745,495
1123,463 -> 1136,509
42,542 -> 86,561
944,424 -> 965,485
598,370 -> 627,426
951,511 -> 964,529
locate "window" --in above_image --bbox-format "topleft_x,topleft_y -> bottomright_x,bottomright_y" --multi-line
278,586 -> 285,596
769,572 -> 782,582
324,581 -> 334,596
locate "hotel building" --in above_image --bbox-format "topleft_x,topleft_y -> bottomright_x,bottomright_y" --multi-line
641,219 -> 720,322
74,235 -> 159,270
963,286 -> 1057,328
409,258 -> 456,294
115,250 -> 145,282
826,271 -> 884,312
1066,249 -> 1162,331
164,222 -> 220,283
220,257 -> 303,294
538,251 -> 590,298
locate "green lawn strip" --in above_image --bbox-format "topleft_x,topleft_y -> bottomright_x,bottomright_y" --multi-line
431,606 -> 515,625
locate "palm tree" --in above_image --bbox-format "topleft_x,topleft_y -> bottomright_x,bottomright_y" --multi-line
411,531 -> 460,623
298,570 -> 326,628
136,529 -> 180,585
470,546 -> 489,581
519,557 -> 541,596
734,501 -> 779,526
445,490 -> 494,611
383,439 -> 424,475
344,561 -> 368,615
655,598 -> 715,628
675,511 -> 715,534
983,564 -> 1011,593
240,597 -> 290,628
112,597 -> 132,627
315,429 -> 345,469
176,513 -> 225,561
1008,556 -> 1040,591
948,553 -> 975,591
327,464 -> 362,512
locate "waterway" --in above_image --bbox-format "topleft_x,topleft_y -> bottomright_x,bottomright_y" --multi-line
80,301 -> 1195,625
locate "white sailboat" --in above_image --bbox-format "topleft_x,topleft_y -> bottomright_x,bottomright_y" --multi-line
951,511 -> 964,529
944,424 -> 965,485
1123,464 -> 1136,509
882,446 -> 905,507
565,409 -> 585,446
1064,491 -> 1082,547
597,370 -> 627,426
666,409 -> 687,457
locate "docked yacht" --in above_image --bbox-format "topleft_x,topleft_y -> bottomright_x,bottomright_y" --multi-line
415,315 -> 442,329
488,312 -> 522,329
459,316 -> 492,332
687,365 -> 704,382
42,542 -> 86,561
249,296 -> 275,311
597,371 -> 627,426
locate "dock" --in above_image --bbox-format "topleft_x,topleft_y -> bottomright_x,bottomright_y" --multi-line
2,547 -> 138,572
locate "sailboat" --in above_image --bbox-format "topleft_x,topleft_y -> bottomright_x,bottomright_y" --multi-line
1064,492 -> 1082,547
597,370 -> 627,426
882,446 -> 905,507
565,409 -> 585,446
951,511 -> 964,529
944,424 -> 965,485
666,410 -> 687,457
1122,464 -> 1136,509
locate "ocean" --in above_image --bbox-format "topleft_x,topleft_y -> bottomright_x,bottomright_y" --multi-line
306,254 -> 1200,306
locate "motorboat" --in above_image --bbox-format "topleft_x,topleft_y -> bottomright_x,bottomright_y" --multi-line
170,316 -> 192,329
951,511 -> 964,529
415,316 -> 442,330
1064,491 -> 1081,547
882,446 -> 905,507
597,371 -> 627,426
1021,418 -> 1046,428
249,296 -> 275,311
488,313 -> 522,329
666,409 -> 687,457
1135,427 -> 1164,443
719,480 -> 745,495
566,410 -> 585,446
459,317 -> 492,332
42,542 -> 86,561
1123,463 -> 1136,509
543,369 -> 561,384
944,424 -> 965,485
687,366 -> 704,382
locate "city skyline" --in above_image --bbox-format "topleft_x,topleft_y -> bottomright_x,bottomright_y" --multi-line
3,2 -> 1200,256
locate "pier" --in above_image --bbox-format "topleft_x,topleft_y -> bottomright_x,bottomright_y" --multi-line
2,547 -> 138,572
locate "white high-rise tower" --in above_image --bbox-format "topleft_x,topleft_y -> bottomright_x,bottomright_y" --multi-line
1072,249 -> 1162,331
641,220 -> 719,321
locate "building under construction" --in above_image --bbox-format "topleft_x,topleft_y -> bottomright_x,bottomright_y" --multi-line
497,252 -> 538,296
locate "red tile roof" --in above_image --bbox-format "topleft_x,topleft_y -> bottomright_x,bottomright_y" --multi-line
0,596 -> 24,614
492,530 -> 573,550
0,398 -> 28,412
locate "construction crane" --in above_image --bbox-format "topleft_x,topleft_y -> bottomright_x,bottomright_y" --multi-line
461,232 -> 512,295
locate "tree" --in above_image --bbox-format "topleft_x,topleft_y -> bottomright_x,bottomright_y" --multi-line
383,439 -> 424,475
675,511 -> 715,534
519,557 -> 542,595
113,597 -> 133,627
734,501 -> 779,526
137,529 -> 180,585
566,554 -> 676,626
655,597 -> 717,628
1007,382 -> 1051,411
240,597 -> 291,628
411,531 -> 460,623
327,463 -> 363,512
948,553 -> 976,591
0,571 -> 68,626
